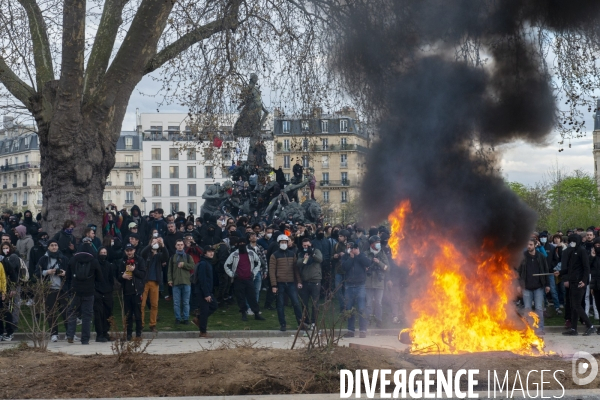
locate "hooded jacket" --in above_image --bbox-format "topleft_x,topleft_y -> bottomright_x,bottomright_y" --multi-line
140,244 -> 169,283
559,234 -> 590,284
65,252 -> 103,297
194,255 -> 214,297
52,229 -> 77,259
517,249 -> 549,289
36,251 -> 69,291
589,238 -> 600,290
296,247 -> 323,283
22,211 -> 40,239
96,248 -> 118,294
117,254 -> 147,295
342,252 -> 370,285
15,225 -> 34,266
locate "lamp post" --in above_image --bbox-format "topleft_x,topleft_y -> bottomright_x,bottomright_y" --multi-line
141,197 -> 147,215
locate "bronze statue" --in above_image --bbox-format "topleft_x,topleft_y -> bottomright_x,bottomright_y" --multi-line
233,74 -> 269,166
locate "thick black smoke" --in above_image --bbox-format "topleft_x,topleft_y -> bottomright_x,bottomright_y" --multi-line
331,0 -> 600,257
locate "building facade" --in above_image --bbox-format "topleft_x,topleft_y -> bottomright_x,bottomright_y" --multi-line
594,101 -> 600,189
272,108 -> 369,213
138,112 -> 273,215
103,132 -> 143,209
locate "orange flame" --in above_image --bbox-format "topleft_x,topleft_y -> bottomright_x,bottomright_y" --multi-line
389,201 -> 545,355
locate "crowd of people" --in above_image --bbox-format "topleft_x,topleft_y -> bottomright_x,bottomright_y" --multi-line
0,204 -> 407,343
518,228 -> 600,337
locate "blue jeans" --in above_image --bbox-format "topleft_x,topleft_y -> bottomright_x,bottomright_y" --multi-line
522,287 -> 545,332
172,284 -> 191,321
365,288 -> 384,323
345,284 -> 367,332
276,282 -> 303,327
246,273 -> 262,309
547,274 -> 561,308
335,273 -> 345,311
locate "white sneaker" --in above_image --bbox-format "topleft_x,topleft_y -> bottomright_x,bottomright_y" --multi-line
73,335 -> 81,341
246,308 -> 254,316
76,318 -> 82,326
2,335 -> 12,341
51,335 -> 58,342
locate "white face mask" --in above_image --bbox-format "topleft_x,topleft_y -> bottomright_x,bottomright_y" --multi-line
280,243 -> 288,250
2,249 -> 8,255
570,242 -> 577,248
374,243 -> 381,251
266,233 -> 272,239
110,241 -> 114,246
347,249 -> 351,254
153,232 -> 159,238
540,237 -> 547,244
152,243 -> 159,250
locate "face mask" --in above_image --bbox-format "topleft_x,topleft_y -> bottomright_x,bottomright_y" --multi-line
152,243 -> 159,250
98,255 -> 107,261
153,232 -> 159,238
64,228 -> 73,235
111,241 -> 114,246
540,237 -> 547,244
374,243 -> 381,251
2,249 -> 8,255
266,233 -> 272,239
238,245 -> 247,253
570,242 -> 577,248
280,243 -> 288,250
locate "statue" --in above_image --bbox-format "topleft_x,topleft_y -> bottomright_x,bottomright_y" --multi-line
200,181 -> 232,218
233,73 -> 269,166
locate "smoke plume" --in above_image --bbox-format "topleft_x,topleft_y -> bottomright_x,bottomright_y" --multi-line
331,0 -> 600,257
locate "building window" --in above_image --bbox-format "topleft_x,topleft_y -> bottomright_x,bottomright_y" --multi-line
187,166 -> 196,178
125,155 -> 133,163
302,155 -> 309,168
152,202 -> 162,210
321,120 -> 329,133
37,192 -> 42,203
301,120 -> 309,131
282,120 -> 291,133
170,184 -> 179,196
170,202 -> 180,213
283,155 -> 290,169
341,172 -> 348,185
283,139 -> 290,151
151,148 -> 161,160
126,191 -> 134,203
321,138 -> 328,150
187,148 -> 196,160
302,138 -> 309,151
322,155 -> 329,168
322,172 -> 329,184
13,141 -> 19,151
152,166 -> 161,178
341,137 -> 347,149
188,202 -> 197,215
14,157 -> 18,164
222,148 -> 231,160
341,191 -> 348,203
169,148 -> 179,160
284,173 -> 290,181
152,184 -> 161,197
188,184 -> 197,197
103,191 -> 111,201
323,191 -> 329,203
23,192 -> 28,204
25,155 -> 28,163
341,153 -> 347,167
150,125 -> 163,134
24,136 -> 30,149
168,125 -> 180,134
205,166 -> 214,178
125,172 -> 133,185
169,166 -> 179,179
340,119 -> 348,133
125,137 -> 133,149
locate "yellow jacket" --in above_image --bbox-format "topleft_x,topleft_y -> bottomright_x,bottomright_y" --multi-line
0,262 -> 6,294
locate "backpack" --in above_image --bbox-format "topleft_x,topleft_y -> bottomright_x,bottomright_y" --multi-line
16,256 -> 29,283
73,261 -> 92,281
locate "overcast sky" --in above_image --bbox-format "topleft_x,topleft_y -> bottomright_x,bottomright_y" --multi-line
123,76 -> 595,187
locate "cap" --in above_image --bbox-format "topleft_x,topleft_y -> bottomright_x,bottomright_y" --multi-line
81,237 -> 92,244
277,234 -> 290,242
339,230 -> 350,238
124,243 -> 135,250
129,233 -> 140,240
128,222 -> 138,229
87,224 -> 97,231
204,245 -> 215,252
349,242 -> 360,249
369,235 -> 381,244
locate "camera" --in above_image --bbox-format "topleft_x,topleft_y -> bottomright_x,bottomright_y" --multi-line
55,268 -> 64,276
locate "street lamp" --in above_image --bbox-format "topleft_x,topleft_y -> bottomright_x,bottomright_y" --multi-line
141,197 -> 147,215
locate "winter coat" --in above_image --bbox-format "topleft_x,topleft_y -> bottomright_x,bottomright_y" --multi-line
117,254 -> 147,296
16,234 -> 34,267
248,243 -> 267,274
36,252 -> 69,291
139,245 -> 169,283
269,249 -> 301,285
129,205 -> 148,240
52,231 -> 77,259
517,250 -> 549,289
194,256 -> 214,297
224,250 -> 261,279
365,249 -> 390,289
590,254 -> 600,291
65,252 -> 103,297
96,258 -> 118,294
164,231 -> 184,256
311,237 -> 334,261
167,252 -> 195,286
560,238 -> 590,284
296,248 -> 323,283
342,252 -> 370,286
0,262 -> 6,294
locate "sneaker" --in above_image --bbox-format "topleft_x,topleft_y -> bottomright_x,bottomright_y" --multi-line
182,320 -> 189,325
192,318 -> 199,328
165,295 -> 172,301
254,314 -> 265,321
246,308 -> 255,316
344,331 -> 355,338
149,326 -> 157,333
559,304 -> 564,309
564,320 -> 572,329
310,323 -> 315,330
241,312 -> 248,321
81,341 -> 89,345
175,319 -> 181,325
67,337 -> 74,344
199,332 -> 212,338
279,325 -> 287,332
73,335 -> 81,342
2,334 -> 12,341
555,308 -> 562,315
96,336 -> 108,343
76,318 -> 82,326
51,335 -> 58,342
562,329 -> 578,336
359,331 -> 367,338
393,316 -> 400,324
583,326 -> 596,336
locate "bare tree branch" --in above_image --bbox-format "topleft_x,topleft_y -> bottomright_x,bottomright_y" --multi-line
0,54 -> 35,107
17,0 -> 54,89
83,0 -> 129,99
58,0 -> 86,98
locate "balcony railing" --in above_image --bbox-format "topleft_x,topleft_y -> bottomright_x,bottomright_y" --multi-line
22,200 -> 27,205
113,162 -> 140,169
125,181 -> 135,186
125,199 -> 135,204
340,161 -> 348,167
12,183 -> 16,188
311,144 -> 369,153
2,184 -> 5,189
37,200 -> 43,205
319,180 -> 351,187
22,182 -> 27,187
0,162 -> 39,172
106,181 -> 112,186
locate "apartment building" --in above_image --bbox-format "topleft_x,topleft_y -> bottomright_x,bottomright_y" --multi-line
273,108 -> 369,211
103,131 -> 143,209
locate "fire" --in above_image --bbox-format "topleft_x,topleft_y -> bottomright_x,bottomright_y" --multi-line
388,201 -> 545,355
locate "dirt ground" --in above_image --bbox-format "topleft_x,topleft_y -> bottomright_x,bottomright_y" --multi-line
0,343 -> 598,398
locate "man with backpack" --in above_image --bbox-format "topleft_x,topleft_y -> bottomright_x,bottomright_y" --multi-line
65,247 -> 103,345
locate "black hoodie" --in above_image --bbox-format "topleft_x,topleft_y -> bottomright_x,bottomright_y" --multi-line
22,210 -> 40,239
559,234 -> 590,284
96,247 -> 118,294
65,252 -> 103,297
